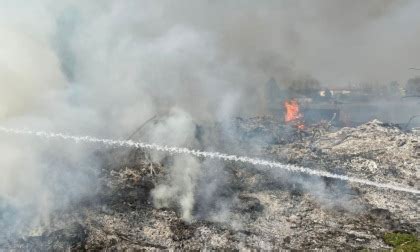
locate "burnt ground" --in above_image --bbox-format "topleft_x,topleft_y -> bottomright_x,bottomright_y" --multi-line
1,119 -> 419,250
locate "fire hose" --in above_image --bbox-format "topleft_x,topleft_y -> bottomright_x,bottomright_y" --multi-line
0,126 -> 418,195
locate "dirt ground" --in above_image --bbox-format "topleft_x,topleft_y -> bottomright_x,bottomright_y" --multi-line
2,119 -> 419,250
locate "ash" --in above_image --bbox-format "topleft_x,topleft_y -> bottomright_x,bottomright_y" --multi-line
2,120 -> 419,250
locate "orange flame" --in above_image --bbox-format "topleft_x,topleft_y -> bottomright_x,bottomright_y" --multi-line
284,99 -> 304,129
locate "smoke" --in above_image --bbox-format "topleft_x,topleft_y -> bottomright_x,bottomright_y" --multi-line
152,155 -> 201,221
1,126 -> 418,194
0,25 -> 64,118
143,108 -> 201,221
1,0 -> 420,235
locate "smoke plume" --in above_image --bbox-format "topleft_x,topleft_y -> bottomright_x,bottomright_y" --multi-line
1,0 -> 419,234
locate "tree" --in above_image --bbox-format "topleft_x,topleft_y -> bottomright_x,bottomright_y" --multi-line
406,77 -> 420,96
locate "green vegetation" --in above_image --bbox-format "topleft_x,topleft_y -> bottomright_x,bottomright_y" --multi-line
383,232 -> 420,252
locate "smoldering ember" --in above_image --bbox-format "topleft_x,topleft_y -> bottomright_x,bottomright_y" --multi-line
0,1 -> 419,251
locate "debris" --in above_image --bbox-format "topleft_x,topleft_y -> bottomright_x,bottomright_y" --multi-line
2,119 -> 418,250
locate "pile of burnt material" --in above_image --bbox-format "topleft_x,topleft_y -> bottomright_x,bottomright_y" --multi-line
231,116 -> 297,144
269,119 -> 419,184
229,115 -> 340,146
3,120 -> 419,250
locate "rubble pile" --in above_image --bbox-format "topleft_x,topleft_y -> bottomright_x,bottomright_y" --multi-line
2,120 -> 419,250
231,116 -> 306,145
269,119 -> 418,189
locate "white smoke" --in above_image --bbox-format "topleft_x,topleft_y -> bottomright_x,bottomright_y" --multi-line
1,126 -> 418,195
1,0 -> 420,234
0,26 -> 64,118
152,155 -> 201,221
143,108 -> 202,221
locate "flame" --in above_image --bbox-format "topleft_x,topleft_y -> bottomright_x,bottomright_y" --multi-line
284,99 -> 304,129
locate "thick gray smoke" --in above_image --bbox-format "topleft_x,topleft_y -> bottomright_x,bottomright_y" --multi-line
0,0 -> 419,233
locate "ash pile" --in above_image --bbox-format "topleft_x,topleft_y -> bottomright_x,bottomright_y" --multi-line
3,117 -> 418,250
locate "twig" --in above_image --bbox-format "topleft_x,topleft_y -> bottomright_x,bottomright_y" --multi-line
405,115 -> 420,130
126,115 -> 157,140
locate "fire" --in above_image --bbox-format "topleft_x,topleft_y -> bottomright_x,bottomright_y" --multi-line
284,99 -> 304,129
